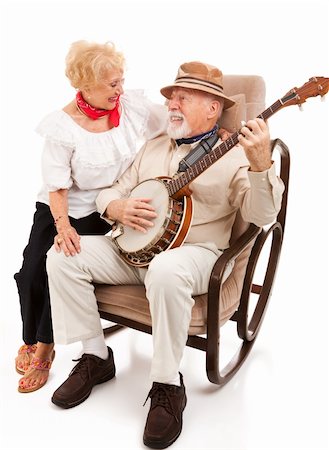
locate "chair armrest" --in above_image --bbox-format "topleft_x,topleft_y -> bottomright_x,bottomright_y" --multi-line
206,222 -> 261,333
271,138 -> 290,233
208,223 -> 261,290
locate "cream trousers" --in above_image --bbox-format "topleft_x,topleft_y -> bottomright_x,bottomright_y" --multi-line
46,235 -> 222,383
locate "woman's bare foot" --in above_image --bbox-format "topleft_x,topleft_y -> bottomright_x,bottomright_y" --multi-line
15,344 -> 37,374
18,342 -> 55,393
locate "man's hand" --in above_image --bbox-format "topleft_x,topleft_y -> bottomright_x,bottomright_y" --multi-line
218,127 -> 231,141
237,118 -> 272,172
106,198 -> 157,233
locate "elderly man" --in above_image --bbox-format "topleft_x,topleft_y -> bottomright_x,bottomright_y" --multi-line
47,61 -> 284,449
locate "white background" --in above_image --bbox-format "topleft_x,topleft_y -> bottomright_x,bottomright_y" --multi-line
0,1 -> 328,449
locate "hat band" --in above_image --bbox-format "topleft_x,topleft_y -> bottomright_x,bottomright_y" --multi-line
175,76 -> 224,93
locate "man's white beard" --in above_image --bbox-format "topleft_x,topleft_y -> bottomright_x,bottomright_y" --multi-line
167,113 -> 192,140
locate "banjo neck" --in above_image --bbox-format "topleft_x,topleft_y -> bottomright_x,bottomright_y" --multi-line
167,76 -> 329,199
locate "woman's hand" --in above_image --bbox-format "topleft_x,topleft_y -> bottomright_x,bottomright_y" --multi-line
54,224 -> 81,256
49,190 -> 81,256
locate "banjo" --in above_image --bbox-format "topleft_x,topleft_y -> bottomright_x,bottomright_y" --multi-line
112,77 -> 329,267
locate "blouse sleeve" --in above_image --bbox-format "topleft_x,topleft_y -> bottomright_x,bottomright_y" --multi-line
121,90 -> 168,141
36,111 -> 75,192
40,139 -> 74,192
143,99 -> 168,140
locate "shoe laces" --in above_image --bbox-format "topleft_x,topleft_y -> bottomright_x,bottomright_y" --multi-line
143,383 -> 179,422
70,354 -> 95,381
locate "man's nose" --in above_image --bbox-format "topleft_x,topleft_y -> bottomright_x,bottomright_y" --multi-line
168,98 -> 179,110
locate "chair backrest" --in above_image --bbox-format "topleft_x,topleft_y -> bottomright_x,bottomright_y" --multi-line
220,74 -> 266,132
220,75 -> 266,243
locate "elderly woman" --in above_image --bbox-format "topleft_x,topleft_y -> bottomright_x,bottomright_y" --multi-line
14,40 -> 167,393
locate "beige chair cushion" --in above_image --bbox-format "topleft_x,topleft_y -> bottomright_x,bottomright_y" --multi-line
96,236 -> 255,335
220,75 -> 266,132
219,93 -> 246,132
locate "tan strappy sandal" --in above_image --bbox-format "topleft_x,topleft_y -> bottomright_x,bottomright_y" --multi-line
18,351 -> 55,393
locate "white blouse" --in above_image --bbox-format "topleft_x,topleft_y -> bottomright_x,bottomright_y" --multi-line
36,90 -> 168,218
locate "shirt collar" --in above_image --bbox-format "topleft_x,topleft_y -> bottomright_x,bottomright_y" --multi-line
175,124 -> 218,146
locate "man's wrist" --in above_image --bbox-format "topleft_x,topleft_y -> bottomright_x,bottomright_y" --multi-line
249,160 -> 273,172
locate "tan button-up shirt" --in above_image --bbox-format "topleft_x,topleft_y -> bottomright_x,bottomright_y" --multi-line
96,135 -> 284,250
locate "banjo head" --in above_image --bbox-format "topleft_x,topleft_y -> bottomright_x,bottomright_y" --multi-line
115,178 -> 171,253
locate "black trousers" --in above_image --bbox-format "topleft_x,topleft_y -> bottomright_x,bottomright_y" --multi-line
14,202 -> 112,344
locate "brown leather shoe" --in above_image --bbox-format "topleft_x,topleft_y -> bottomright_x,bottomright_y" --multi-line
143,373 -> 187,449
51,347 -> 115,409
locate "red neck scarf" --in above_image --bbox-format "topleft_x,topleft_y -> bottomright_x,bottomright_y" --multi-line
76,91 -> 121,127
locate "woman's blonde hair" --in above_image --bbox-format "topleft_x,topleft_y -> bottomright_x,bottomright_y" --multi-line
65,40 -> 125,90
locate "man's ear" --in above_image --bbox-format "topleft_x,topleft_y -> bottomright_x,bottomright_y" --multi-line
208,100 -> 221,119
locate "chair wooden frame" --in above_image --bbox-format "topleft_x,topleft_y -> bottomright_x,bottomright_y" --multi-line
97,138 -> 290,387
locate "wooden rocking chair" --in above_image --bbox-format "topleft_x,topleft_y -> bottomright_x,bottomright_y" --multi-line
94,74 -> 290,386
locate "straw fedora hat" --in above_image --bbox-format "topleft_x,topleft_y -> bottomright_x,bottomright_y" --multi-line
160,61 -> 235,110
